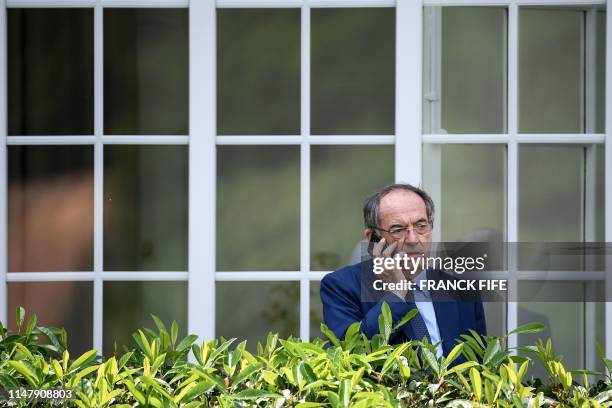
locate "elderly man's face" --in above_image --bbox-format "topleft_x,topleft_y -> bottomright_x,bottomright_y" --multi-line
367,189 -> 432,256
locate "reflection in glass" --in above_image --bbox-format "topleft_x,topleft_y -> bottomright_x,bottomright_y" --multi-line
423,7 -> 506,134
217,146 -> 300,271
310,281 -> 323,340
423,145 -> 506,242
8,282 -> 93,356
217,9 -> 300,135
8,8 -> 93,135
311,146 -> 394,270
8,146 -> 94,272
216,281 -> 299,351
104,146 -> 188,271
311,8 -> 395,135
519,145 -> 583,270
519,8 -> 584,133
103,281 -> 187,354
104,9 -> 188,135
518,281 -> 604,379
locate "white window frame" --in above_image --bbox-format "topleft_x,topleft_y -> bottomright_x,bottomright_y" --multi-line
0,0 -> 610,362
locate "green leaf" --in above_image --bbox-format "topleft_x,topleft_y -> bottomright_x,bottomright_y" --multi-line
193,366 -> 226,391
343,322 -> 362,343
68,349 -> 98,373
151,314 -> 167,334
0,373 -> 20,389
393,308 -> 419,331
124,380 -> 146,405
299,362 -> 317,383
443,343 -> 463,369
37,326 -> 63,352
482,339 -> 501,366
422,347 -> 440,377
100,389 -> 123,406
381,343 -> 410,376
118,351 -> 133,369
231,389 -> 281,400
468,329 -> 485,349
16,306 -> 25,332
339,379 -> 352,407
508,322 -> 545,336
8,361 -> 38,386
446,361 -> 479,376
488,350 -> 511,367
351,367 -> 365,391
208,338 -> 236,364
51,359 -> 64,381
378,302 -> 392,342
171,321 -> 179,346
25,314 -> 37,336
68,365 -> 99,387
469,367 -> 482,402
231,363 -> 263,387
140,375 -> 173,400
320,324 -> 341,347
177,334 -> 199,353
180,381 -> 216,403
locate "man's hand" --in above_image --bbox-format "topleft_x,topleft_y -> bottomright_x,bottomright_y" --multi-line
372,237 -> 408,300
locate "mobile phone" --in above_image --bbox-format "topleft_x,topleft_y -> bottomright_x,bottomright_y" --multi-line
367,230 -> 384,257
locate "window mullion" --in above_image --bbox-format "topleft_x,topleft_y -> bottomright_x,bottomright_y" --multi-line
300,4 -> 311,341
189,0 -> 216,343
396,0 -> 422,185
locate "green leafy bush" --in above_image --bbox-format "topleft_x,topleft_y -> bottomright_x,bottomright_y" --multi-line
1,305 -> 611,407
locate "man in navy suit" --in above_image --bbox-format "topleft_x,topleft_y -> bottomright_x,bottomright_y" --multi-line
320,183 -> 486,357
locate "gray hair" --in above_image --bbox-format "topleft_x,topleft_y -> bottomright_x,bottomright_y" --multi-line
363,183 -> 435,229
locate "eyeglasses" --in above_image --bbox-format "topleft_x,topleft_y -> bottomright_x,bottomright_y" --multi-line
375,222 -> 432,239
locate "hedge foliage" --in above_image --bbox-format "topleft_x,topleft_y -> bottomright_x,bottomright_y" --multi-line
1,305 -> 612,407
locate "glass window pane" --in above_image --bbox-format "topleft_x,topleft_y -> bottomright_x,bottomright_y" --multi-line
217,9 -> 300,135
519,145 -> 583,270
596,11 -> 606,133
104,9 -> 188,135
310,281 -> 323,340
8,9 -> 93,135
423,144 -> 506,242
8,282 -> 93,355
311,145 -> 394,270
519,145 -> 583,242
423,7 -> 507,134
311,8 -> 394,135
8,146 -> 93,272
104,146 -> 188,271
103,281 -> 187,354
595,145 -> 605,242
519,8 -> 583,133
217,146 -> 300,271
518,281 -> 604,379
216,281 -> 299,350
483,302 -> 506,338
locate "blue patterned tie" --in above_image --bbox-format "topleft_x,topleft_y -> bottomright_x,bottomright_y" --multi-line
405,302 -> 431,343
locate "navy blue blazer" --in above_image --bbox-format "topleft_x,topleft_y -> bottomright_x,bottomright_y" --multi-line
320,261 -> 487,356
